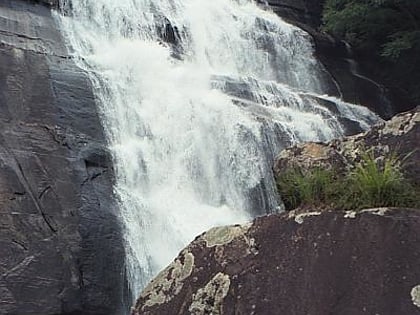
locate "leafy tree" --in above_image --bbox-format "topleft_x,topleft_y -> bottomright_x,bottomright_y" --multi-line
323,0 -> 420,59
322,0 -> 420,104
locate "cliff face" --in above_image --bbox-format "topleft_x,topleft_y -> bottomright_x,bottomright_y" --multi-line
133,208 -> 420,315
0,1 -> 126,314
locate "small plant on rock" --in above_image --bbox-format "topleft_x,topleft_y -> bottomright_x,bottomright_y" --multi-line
277,167 -> 337,210
341,151 -> 419,209
277,150 -> 419,211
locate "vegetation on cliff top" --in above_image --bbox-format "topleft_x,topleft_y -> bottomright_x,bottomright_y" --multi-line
322,0 -> 420,104
277,150 -> 420,211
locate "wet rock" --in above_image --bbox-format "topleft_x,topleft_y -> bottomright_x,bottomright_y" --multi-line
274,106 -> 420,185
133,208 -> 420,315
0,1 -> 126,314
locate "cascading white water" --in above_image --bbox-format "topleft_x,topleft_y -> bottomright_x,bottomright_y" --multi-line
56,0 -> 380,301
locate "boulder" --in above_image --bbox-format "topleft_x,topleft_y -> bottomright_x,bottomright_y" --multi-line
274,106 -> 420,186
132,208 -> 420,315
0,1 -> 127,314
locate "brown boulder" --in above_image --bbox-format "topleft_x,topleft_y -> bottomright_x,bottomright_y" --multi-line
133,208 -> 420,315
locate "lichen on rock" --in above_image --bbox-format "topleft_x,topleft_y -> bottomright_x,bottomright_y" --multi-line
411,285 -> 420,308
139,249 -> 195,310
289,211 -> 322,224
203,224 -> 251,247
344,208 -> 389,218
188,272 -> 231,315
381,109 -> 419,136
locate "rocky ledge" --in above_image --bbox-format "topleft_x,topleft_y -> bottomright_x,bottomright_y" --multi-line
133,208 -> 420,315
274,106 -> 420,186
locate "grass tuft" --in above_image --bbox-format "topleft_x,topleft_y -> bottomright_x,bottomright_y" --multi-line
341,151 -> 419,209
277,150 -> 419,211
277,167 -> 336,210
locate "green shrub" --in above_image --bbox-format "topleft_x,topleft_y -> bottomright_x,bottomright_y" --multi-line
340,151 -> 419,209
321,0 -> 420,105
277,150 -> 419,211
322,0 -> 420,60
277,167 -> 337,210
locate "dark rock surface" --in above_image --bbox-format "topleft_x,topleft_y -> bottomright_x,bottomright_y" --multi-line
258,0 -> 324,28
274,106 -> 420,186
26,0 -> 59,8
133,208 -> 420,315
0,1 -> 126,314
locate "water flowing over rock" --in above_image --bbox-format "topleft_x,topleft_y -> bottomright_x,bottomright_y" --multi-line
0,1 -> 126,314
132,208 -> 420,315
56,0 -> 381,302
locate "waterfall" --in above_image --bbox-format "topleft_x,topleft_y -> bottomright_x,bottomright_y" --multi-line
55,0 -> 380,301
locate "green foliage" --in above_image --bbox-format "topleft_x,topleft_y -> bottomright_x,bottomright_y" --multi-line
381,31 -> 420,59
277,167 -> 337,210
322,0 -> 420,60
341,151 -> 419,209
321,0 -> 420,108
277,151 -> 419,211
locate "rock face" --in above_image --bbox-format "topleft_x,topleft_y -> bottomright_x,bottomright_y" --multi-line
32,0 -> 58,8
258,0 -> 324,28
274,106 -> 420,186
0,1 -> 127,314
133,208 -> 420,315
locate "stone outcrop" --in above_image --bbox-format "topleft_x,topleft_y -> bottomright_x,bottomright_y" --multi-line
274,106 -> 420,186
0,1 -> 127,314
133,208 -> 420,315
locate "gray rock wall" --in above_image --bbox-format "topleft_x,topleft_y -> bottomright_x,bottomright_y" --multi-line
0,1 -> 127,314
